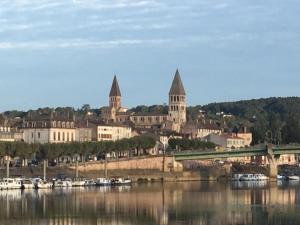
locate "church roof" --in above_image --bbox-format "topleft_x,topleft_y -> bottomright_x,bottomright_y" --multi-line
109,75 -> 121,97
169,69 -> 186,95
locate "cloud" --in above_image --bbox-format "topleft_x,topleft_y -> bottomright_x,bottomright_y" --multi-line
0,38 -> 171,49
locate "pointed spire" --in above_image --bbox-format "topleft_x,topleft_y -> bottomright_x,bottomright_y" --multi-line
169,69 -> 186,95
109,75 -> 121,97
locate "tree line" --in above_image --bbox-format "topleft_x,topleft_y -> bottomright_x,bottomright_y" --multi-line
0,136 -> 156,166
168,138 -> 216,151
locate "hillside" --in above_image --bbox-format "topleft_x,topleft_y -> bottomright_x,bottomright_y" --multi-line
200,97 -> 300,144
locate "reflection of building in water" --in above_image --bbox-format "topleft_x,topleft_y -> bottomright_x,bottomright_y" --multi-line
0,183 -> 299,225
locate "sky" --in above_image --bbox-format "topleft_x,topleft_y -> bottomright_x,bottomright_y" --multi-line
0,0 -> 300,111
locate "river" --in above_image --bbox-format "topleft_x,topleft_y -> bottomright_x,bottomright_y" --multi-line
0,181 -> 300,225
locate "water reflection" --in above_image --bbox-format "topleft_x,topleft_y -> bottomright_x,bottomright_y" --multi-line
0,182 -> 300,225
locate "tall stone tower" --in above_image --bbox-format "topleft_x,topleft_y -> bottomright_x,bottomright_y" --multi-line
168,69 -> 187,125
109,75 -> 122,109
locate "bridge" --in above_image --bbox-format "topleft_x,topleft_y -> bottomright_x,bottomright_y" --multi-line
174,144 -> 300,179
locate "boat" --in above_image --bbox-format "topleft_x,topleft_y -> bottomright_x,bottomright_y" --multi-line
0,178 -> 23,190
72,179 -> 86,187
111,178 -> 132,186
21,179 -> 35,189
232,174 -> 244,181
84,179 -> 96,187
96,178 -> 112,186
277,175 -> 287,180
287,175 -> 300,181
35,179 -> 53,189
53,179 -> 73,188
239,174 -> 269,181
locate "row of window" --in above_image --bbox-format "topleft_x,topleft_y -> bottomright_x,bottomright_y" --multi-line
170,105 -> 185,111
227,140 -> 244,145
170,95 -> 185,102
131,116 -> 167,123
25,121 -> 74,129
0,126 -> 10,132
100,134 -> 112,139
53,131 -> 74,142
52,121 -> 74,128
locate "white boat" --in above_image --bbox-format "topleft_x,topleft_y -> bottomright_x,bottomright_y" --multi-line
111,178 -> 132,186
35,180 -> 53,189
0,178 -> 23,190
84,179 -> 96,187
232,174 -> 244,181
72,180 -> 86,187
239,174 -> 269,181
54,179 -> 73,188
288,176 -> 300,181
22,179 -> 35,189
96,178 -> 112,186
277,175 -> 287,180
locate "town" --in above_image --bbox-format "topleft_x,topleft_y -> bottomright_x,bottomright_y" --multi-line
1,70 -> 299,180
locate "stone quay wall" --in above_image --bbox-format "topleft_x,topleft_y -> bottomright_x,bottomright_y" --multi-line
71,156 -> 183,173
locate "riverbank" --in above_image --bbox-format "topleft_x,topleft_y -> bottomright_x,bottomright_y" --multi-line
1,161 -> 299,182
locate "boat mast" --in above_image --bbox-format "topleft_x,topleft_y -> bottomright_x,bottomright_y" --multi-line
6,157 -> 9,178
104,154 -> 108,179
75,160 -> 79,179
43,160 -> 47,181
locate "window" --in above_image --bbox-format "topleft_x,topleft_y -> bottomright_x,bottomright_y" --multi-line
38,132 -> 41,139
67,132 -> 70,142
58,132 -> 61,141
31,132 -> 34,139
62,132 -> 65,141
53,132 -> 56,141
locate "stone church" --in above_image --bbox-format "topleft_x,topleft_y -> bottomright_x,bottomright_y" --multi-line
100,69 -> 187,132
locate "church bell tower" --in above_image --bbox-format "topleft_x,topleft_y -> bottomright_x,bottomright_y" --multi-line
168,69 -> 186,125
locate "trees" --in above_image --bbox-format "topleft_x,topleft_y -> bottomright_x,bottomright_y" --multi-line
282,115 -> 300,144
168,138 -> 216,151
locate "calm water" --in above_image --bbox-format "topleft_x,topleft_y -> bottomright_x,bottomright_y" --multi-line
0,181 -> 300,225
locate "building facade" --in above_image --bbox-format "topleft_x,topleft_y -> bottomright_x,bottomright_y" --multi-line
97,124 -> 132,141
22,113 -> 76,144
206,133 -> 245,149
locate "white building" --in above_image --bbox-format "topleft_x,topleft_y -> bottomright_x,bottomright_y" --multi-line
23,114 -> 76,144
97,124 -> 132,141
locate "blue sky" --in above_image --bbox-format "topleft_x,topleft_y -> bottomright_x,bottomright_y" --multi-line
0,0 -> 300,111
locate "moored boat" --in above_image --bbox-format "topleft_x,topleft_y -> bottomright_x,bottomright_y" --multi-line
84,179 -> 96,187
96,178 -> 112,186
72,179 -> 86,187
0,178 -> 23,190
239,174 -> 269,181
111,178 -> 132,186
35,179 -> 53,189
232,174 -> 244,181
288,175 -> 300,181
54,179 -> 73,188
22,179 -> 35,189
